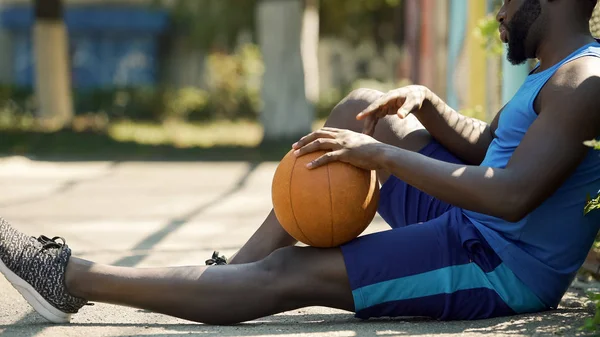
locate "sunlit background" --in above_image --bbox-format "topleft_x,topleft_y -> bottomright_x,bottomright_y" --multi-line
0,0 -> 596,160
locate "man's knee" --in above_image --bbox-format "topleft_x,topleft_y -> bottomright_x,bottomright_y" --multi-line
254,247 -> 305,304
256,246 -> 340,288
256,246 -> 300,280
327,88 -> 384,131
256,246 -> 353,310
343,88 -> 385,105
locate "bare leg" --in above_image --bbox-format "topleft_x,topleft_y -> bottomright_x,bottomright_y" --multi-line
66,246 -> 352,325
229,88 -> 431,265
228,210 -> 297,264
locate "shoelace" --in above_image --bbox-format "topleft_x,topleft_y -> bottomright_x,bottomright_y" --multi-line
32,235 -> 95,306
35,235 -> 67,256
205,251 -> 228,265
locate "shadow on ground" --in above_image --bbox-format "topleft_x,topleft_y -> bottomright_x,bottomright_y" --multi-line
0,308 -> 594,337
111,161 -> 259,267
0,161 -> 122,208
0,129 -> 294,162
0,161 -> 262,336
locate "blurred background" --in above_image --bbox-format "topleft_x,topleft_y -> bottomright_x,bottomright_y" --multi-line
1,3 -> 600,333
0,0 -> 598,161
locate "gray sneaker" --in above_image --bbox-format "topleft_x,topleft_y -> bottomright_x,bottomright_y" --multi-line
0,217 -> 89,323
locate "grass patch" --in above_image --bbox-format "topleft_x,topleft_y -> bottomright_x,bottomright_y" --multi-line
108,120 -> 265,148
0,118 -> 327,162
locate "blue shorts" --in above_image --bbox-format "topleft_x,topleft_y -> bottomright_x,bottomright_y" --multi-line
340,140 -> 546,320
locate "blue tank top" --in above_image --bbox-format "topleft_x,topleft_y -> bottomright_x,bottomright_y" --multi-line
463,40 -> 600,308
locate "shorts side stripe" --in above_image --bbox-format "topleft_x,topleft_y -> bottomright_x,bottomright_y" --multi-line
352,262 -> 544,314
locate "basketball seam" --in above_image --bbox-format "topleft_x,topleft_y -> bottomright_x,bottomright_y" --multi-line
289,156 -> 314,246
326,163 -> 334,247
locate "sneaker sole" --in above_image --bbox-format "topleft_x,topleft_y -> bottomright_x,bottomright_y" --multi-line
0,258 -> 71,324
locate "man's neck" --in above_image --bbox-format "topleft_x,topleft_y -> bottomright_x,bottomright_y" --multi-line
535,26 -> 596,72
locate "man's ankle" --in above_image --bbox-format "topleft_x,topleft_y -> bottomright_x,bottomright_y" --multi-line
65,257 -> 92,299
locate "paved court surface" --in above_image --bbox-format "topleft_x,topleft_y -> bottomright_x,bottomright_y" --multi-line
0,155 -> 597,337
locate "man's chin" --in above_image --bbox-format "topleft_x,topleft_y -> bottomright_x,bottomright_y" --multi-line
507,55 -> 528,65
509,60 -> 527,65
506,49 -> 528,65
506,42 -> 529,65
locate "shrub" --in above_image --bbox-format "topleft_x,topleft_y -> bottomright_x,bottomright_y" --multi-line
582,140 -> 600,332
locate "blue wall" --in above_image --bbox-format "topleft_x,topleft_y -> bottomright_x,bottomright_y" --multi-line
1,6 -> 168,89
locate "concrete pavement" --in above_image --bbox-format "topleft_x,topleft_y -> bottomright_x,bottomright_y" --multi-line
0,155 -> 596,337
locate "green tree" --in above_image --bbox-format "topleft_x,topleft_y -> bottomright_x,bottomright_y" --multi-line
156,0 -> 319,142
155,0 -> 258,51
319,0 -> 403,51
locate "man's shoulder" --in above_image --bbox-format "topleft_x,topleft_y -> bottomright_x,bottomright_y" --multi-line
548,56 -> 600,91
539,56 -> 600,111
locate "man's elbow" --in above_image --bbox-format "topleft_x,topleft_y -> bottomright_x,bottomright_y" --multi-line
500,209 -> 528,223
496,192 -> 532,223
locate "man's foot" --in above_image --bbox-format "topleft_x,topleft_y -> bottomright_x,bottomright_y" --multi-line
205,251 -> 228,265
0,217 -> 89,323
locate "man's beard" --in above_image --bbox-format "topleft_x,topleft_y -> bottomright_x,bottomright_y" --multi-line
506,0 -> 542,65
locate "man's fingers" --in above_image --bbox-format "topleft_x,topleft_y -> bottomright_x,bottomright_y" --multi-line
306,151 -> 342,169
396,97 -> 420,118
294,138 -> 339,157
292,130 -> 336,149
362,116 -> 377,136
321,127 -> 342,133
357,89 -> 408,120
356,96 -> 390,120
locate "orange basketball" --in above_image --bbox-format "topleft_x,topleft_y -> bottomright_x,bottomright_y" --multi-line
271,149 -> 380,248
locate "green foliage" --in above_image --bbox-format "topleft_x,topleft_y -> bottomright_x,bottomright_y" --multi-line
586,196 -> 600,215
320,0 -> 403,46
474,13 -> 503,57
582,141 -> 600,333
152,0 -> 257,51
107,120 -> 263,148
584,140 -> 600,216
585,139 -> 600,151
0,86 -> 37,130
152,0 -> 406,51
474,1 -> 504,57
0,121 -> 295,161
0,43 -> 264,124
74,87 -> 163,121
582,292 -> 600,332
315,87 -> 344,119
162,87 -> 208,121
201,44 -> 264,121
160,43 -> 263,121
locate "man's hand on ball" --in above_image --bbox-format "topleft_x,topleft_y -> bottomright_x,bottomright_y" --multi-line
291,127 -> 386,170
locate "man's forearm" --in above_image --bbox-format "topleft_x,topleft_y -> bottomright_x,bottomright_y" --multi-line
374,143 -> 523,221
414,88 -> 494,165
